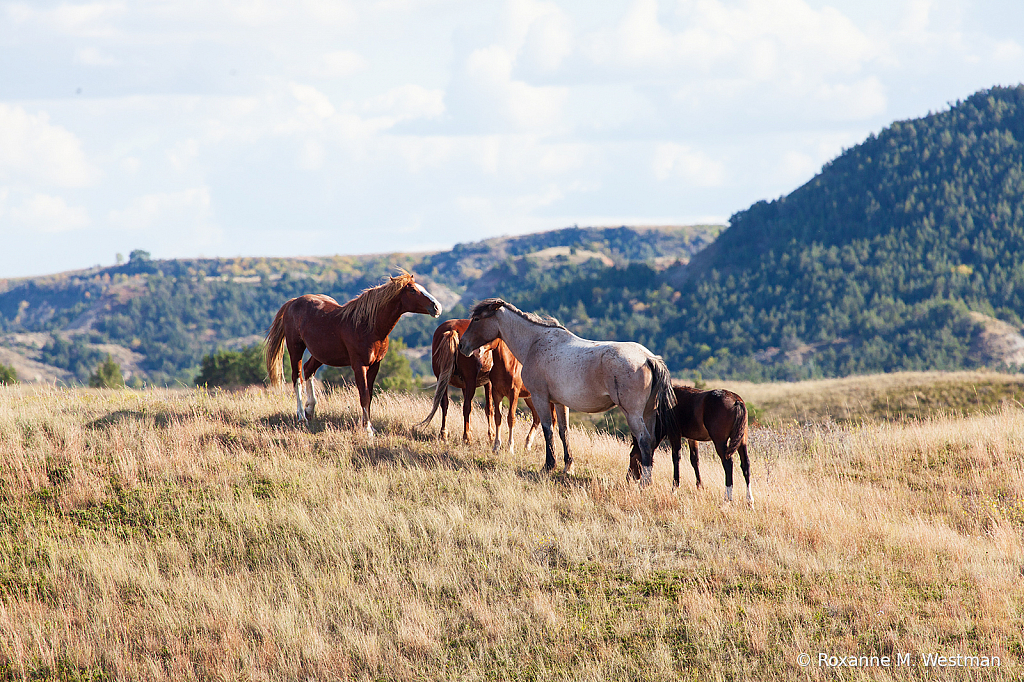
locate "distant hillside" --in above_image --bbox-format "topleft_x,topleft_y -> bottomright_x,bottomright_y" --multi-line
0,226 -> 719,385
647,84 -> 1024,379
507,84 -> 1024,381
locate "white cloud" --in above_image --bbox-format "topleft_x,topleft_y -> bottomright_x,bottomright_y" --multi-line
1,190 -> 91,233
653,143 -> 724,187
363,84 -> 446,122
458,44 -> 568,131
0,105 -> 99,188
318,50 -> 368,78
108,187 -> 212,231
74,46 -> 119,66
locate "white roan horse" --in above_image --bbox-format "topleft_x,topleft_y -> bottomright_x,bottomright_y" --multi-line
458,298 -> 677,486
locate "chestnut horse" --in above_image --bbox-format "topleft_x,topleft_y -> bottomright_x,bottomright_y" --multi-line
265,271 -> 441,434
419,319 -> 541,451
459,298 -> 676,485
627,385 -> 752,505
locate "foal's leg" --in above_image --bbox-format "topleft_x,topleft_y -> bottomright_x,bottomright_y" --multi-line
715,440 -> 734,502
553,403 -> 572,474
689,439 -> 702,489
739,443 -> 753,508
484,382 -> 496,446
461,384 -> 474,443
491,394 -> 504,452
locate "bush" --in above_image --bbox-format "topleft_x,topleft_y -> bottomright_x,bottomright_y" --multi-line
0,363 -> 17,385
195,344 -> 265,388
89,355 -> 125,388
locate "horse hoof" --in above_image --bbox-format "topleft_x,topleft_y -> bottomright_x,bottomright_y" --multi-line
563,461 -> 573,476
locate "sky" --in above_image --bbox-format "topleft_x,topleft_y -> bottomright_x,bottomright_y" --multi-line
1,0 -> 1023,278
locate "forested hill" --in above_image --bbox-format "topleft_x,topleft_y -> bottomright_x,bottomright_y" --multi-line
0,225 -> 718,385
637,84 -> 1024,379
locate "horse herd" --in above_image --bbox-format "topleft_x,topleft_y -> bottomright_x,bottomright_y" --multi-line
264,271 -> 754,506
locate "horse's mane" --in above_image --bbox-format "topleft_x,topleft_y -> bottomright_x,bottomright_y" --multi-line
470,298 -> 564,330
338,271 -> 415,328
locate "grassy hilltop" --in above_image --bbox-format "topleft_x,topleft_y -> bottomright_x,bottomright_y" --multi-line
0,382 -> 1021,680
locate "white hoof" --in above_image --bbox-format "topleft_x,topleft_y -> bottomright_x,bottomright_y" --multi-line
725,485 -> 733,502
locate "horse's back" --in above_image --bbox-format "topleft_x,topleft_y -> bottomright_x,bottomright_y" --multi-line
672,385 -> 745,443
288,293 -> 342,318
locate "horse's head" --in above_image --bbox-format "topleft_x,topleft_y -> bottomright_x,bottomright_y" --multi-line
459,299 -> 504,356
397,275 -> 443,318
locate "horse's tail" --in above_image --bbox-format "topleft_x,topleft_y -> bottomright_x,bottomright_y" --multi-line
265,299 -> 293,387
418,329 -> 459,427
646,356 -> 678,446
725,398 -> 748,460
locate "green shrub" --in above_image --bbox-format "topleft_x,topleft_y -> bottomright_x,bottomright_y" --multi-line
195,344 -> 265,388
89,355 -> 125,388
0,363 -> 17,385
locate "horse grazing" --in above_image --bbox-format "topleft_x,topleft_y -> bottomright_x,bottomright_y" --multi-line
627,385 -> 752,505
264,271 -> 441,434
419,319 -> 541,451
458,298 -> 676,485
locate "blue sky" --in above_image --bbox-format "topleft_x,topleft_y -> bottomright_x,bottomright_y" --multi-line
1,0 -> 1023,277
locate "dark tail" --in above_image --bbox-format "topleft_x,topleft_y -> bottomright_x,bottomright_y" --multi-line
646,356 -> 677,446
724,399 -> 748,459
418,329 -> 459,427
265,299 -> 293,387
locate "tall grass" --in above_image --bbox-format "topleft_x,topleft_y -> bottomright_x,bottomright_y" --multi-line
0,383 -> 1020,680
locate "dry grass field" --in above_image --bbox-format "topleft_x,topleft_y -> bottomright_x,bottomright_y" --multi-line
0,377 -> 1022,680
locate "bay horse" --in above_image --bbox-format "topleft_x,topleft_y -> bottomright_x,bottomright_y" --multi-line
264,271 -> 441,434
627,385 -> 752,505
458,298 -> 676,485
419,319 -> 541,451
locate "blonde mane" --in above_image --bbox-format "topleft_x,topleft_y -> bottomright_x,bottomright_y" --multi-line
338,271 -> 415,329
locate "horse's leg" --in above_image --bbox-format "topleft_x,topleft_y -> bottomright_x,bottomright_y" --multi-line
523,396 -> 541,451
301,357 -> 323,421
505,388 -> 519,452
352,363 -> 378,436
484,382 -> 497,447
667,429 -> 682,490
365,361 -> 381,435
461,383 -> 474,443
689,439 -> 702,489
491,392 -> 503,453
285,340 -> 307,423
553,403 -> 572,474
626,437 -> 642,481
715,440 -> 734,502
439,389 -> 450,440
624,410 -> 655,487
739,443 -> 753,508
533,391 -> 557,471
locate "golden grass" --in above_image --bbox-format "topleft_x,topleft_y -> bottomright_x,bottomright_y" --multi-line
0,382 -> 1021,680
721,370 -> 1024,425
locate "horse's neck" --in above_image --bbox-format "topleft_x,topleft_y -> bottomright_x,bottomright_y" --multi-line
371,299 -> 405,339
496,309 -> 545,362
